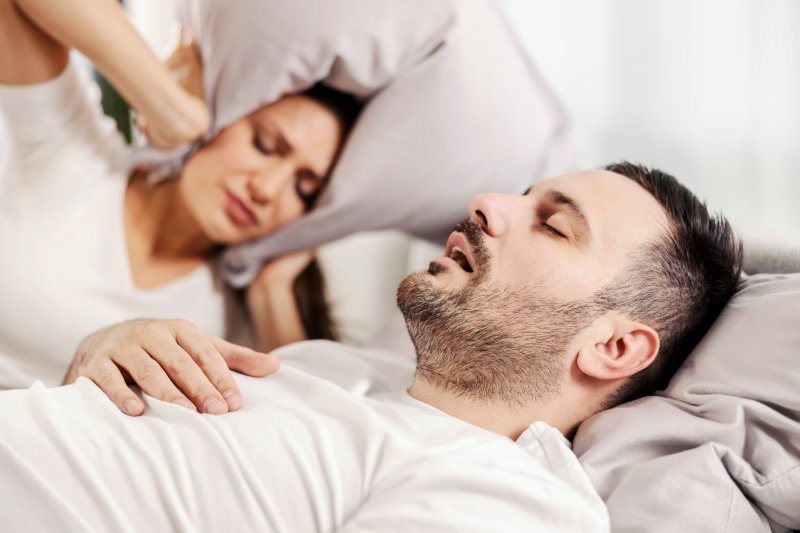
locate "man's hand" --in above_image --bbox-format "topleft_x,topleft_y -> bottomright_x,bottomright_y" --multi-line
64,319 -> 280,416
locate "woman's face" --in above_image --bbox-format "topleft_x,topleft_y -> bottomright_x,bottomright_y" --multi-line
179,94 -> 345,244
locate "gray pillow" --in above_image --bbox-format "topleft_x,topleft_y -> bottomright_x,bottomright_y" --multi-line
743,241 -> 800,274
573,272 -> 800,531
135,0 -> 575,287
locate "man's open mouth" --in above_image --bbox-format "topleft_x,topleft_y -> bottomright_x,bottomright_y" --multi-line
444,233 -> 475,273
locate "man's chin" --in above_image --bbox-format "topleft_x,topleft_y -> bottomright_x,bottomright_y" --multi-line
396,270 -> 442,322
397,270 -> 432,301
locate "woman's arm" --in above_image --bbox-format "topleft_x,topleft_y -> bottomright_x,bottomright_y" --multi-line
0,0 -> 207,148
0,0 -> 68,84
246,252 -> 314,353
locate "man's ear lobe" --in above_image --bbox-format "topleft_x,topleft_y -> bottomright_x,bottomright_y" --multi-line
576,321 -> 660,381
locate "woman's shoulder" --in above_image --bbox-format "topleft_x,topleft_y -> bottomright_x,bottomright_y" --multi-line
0,56 -> 131,194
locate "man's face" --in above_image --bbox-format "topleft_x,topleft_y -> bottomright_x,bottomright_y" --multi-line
397,170 -> 669,406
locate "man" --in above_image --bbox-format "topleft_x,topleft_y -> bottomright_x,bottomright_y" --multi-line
0,163 -> 741,532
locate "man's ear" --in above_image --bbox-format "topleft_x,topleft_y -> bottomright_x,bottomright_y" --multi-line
575,313 -> 660,381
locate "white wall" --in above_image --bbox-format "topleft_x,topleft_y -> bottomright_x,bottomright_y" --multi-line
499,0 -> 800,245
126,0 -> 183,56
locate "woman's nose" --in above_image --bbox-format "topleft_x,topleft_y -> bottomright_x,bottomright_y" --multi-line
247,161 -> 293,205
468,193 -> 519,237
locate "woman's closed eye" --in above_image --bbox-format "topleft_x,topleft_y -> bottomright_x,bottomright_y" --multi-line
295,171 -> 323,208
253,133 -> 273,156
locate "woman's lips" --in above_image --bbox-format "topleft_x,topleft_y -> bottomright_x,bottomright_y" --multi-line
225,190 -> 258,227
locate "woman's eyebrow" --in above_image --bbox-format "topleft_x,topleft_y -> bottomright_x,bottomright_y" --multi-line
258,115 -> 292,155
258,115 -> 326,180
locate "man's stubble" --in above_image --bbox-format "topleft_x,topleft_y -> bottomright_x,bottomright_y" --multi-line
396,222 -> 597,408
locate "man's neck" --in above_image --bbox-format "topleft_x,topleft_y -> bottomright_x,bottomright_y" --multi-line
407,374 -> 578,441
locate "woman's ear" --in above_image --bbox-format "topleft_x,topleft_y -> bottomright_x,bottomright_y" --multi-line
575,314 -> 660,381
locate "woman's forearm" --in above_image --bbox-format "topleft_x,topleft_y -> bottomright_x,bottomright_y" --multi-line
14,0 -> 174,108
12,0 -> 208,147
247,285 -> 309,353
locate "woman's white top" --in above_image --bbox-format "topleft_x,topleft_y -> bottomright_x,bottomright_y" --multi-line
0,59 -> 226,389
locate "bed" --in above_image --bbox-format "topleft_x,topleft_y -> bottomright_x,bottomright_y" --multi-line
4,0 -> 795,529
317,233 -> 800,532
132,1 -> 798,527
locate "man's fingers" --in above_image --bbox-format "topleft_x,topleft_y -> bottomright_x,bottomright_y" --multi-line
213,337 -> 280,377
144,329 -> 229,415
114,346 -> 196,412
174,325 -> 243,412
88,359 -> 144,417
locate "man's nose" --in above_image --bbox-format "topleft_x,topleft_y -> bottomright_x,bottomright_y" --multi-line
468,193 -> 520,237
247,161 -> 294,205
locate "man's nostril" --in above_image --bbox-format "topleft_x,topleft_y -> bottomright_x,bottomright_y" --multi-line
475,210 -> 489,232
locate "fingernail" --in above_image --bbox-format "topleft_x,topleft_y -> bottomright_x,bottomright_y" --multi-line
204,397 -> 227,415
124,399 -> 141,415
173,398 -> 196,411
223,389 -> 241,406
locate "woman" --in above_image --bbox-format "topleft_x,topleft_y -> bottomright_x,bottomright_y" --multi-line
0,0 -> 357,413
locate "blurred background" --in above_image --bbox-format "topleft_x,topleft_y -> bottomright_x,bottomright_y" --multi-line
1,0 -> 798,245
501,0 -> 800,245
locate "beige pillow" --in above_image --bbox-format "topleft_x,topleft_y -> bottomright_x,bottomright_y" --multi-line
574,272 -> 800,531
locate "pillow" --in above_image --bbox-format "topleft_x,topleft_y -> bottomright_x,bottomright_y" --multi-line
136,0 -> 575,287
573,272 -> 800,532
743,241 -> 800,274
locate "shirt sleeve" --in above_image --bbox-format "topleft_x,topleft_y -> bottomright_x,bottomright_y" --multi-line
336,460 -> 610,533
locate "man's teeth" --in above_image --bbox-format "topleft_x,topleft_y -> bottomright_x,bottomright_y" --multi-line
449,246 -> 473,272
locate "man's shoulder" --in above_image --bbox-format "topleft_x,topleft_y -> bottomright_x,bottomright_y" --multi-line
272,340 -> 416,395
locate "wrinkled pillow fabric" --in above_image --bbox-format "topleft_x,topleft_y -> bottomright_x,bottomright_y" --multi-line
135,0 -> 575,287
573,273 -> 800,532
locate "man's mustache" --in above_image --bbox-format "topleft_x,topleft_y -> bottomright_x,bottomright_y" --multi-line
451,220 -> 489,270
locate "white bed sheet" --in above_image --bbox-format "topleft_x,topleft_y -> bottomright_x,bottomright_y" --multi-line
0,341 -> 608,532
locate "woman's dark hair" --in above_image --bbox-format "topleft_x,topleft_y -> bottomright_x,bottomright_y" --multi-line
303,83 -> 361,135
293,258 -> 338,341
289,84 -> 360,342
295,83 -> 360,213
598,161 -> 743,408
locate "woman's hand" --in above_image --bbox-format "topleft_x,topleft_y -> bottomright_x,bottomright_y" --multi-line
64,319 -> 280,416
136,31 -> 208,149
246,251 -> 315,352
252,250 -> 316,288
163,30 -> 205,103
135,86 -> 208,150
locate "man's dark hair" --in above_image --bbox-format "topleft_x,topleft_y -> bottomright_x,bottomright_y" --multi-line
598,161 -> 743,408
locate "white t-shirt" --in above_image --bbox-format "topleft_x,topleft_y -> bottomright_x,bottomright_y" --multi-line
0,341 -> 609,532
0,59 -> 227,389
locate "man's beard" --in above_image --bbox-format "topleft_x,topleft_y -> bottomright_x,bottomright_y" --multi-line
397,222 -> 596,408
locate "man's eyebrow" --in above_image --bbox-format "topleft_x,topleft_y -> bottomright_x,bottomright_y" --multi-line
543,189 -> 591,237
